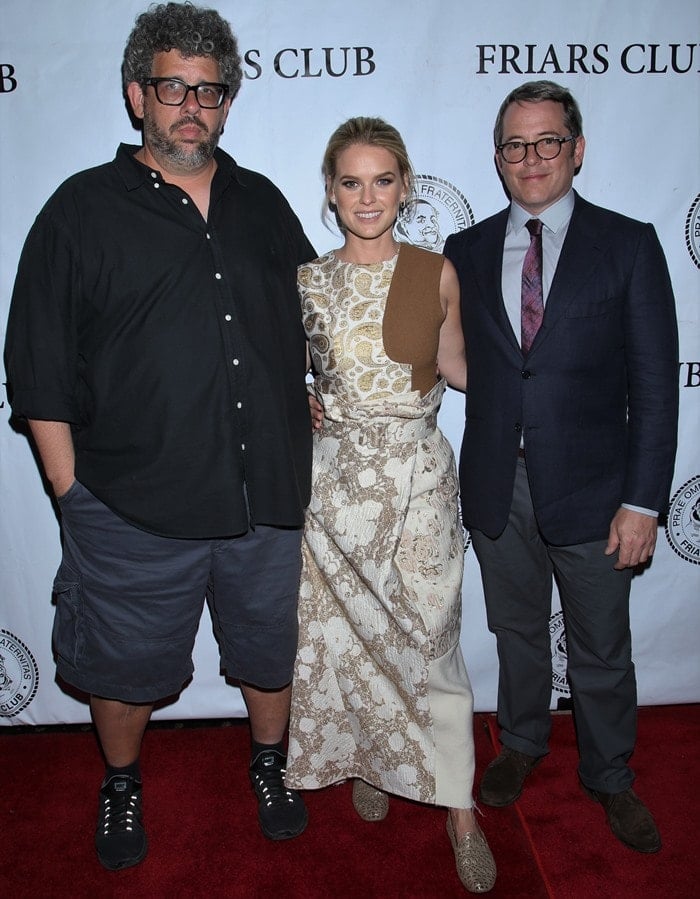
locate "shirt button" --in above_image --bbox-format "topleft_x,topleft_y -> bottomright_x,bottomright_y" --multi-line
237,402 -> 242,409
206,233 -> 211,239
241,443 -> 246,451
153,182 -> 160,188
150,172 -> 157,179
225,314 -> 232,322
182,198 -> 188,205
232,358 -> 239,366
215,272 -> 222,280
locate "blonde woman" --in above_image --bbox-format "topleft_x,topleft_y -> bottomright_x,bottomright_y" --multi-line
286,117 -> 496,894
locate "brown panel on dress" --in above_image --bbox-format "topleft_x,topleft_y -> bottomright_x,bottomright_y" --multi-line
382,243 -> 446,396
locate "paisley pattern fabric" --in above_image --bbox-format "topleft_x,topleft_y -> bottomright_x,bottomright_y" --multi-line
286,251 -> 474,806
299,252 -> 411,401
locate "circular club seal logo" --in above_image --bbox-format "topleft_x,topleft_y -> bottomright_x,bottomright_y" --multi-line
395,174 -> 475,253
685,193 -> 700,269
549,611 -> 570,697
665,475 -> 700,565
0,629 -> 39,717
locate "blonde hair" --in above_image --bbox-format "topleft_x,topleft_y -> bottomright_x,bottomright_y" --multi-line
321,116 -> 414,229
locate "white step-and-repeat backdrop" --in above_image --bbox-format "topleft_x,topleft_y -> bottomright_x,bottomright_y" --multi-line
1,0 -> 698,725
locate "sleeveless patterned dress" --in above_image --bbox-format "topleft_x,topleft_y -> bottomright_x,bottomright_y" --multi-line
286,246 -> 475,807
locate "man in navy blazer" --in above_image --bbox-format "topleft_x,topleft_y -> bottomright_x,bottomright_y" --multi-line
443,81 -> 678,854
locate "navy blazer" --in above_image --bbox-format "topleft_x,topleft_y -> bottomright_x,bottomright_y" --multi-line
444,192 -> 679,545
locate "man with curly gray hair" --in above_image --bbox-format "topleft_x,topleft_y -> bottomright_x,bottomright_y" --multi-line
5,1 -> 315,870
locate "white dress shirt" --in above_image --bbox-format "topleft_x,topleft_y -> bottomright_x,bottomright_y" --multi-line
501,190 -> 574,344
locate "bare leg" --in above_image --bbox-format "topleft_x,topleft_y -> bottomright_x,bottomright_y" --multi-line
91,696 -> 151,870
449,806 -> 478,838
240,682 -> 291,744
91,696 -> 153,766
242,682 -> 307,840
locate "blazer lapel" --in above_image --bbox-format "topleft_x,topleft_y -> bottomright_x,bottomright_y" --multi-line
532,194 -> 607,348
465,209 -> 520,350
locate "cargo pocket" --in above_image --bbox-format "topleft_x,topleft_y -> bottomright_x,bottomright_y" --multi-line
52,559 -> 84,666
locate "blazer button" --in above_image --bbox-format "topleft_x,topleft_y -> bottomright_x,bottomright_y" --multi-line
521,370 -> 531,379
514,423 -> 522,433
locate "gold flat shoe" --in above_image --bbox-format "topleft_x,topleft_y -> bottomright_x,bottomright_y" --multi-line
446,814 -> 497,893
351,778 -> 389,822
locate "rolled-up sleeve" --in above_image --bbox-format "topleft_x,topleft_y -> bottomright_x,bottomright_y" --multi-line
5,206 -> 82,424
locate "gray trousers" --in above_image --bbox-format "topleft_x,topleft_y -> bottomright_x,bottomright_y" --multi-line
470,458 -> 637,793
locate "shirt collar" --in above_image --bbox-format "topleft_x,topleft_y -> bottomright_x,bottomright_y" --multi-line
509,188 -> 575,234
113,143 -> 242,191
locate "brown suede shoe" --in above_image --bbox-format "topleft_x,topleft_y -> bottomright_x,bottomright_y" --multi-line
583,786 -> 661,853
478,747 -> 542,807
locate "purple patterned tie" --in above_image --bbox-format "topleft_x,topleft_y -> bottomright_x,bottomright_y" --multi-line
521,218 -> 543,354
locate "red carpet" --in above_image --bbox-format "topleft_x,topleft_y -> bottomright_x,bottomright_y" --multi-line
492,705 -> 700,899
1,706 -> 697,897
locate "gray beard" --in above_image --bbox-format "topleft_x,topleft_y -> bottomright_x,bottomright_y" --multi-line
143,112 -> 220,171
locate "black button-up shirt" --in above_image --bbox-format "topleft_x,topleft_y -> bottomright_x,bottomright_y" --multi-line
5,144 -> 315,537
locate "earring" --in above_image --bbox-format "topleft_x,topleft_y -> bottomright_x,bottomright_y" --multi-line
399,200 -> 406,215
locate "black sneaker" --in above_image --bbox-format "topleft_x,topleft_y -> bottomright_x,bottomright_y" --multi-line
95,774 -> 148,870
249,750 -> 308,840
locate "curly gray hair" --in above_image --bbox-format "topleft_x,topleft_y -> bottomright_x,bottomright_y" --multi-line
122,2 -> 242,99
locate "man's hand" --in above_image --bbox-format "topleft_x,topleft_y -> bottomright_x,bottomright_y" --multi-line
605,507 -> 657,570
308,392 -> 323,431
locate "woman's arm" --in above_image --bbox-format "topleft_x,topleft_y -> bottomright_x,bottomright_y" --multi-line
436,258 -> 467,392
